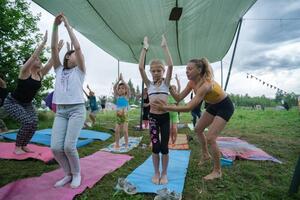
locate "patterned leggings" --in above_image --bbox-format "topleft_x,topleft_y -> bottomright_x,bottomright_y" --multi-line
149,112 -> 170,154
3,94 -> 38,146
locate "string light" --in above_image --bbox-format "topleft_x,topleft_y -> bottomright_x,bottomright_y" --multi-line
246,73 -> 288,94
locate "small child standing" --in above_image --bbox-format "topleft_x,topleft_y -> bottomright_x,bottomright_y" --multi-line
83,85 -> 99,127
168,74 -> 181,145
113,73 -> 130,149
138,35 -> 173,185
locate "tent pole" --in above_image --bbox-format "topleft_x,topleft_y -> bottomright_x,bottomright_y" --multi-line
221,60 -> 223,88
224,18 -> 243,91
117,60 -> 120,78
139,55 -> 146,130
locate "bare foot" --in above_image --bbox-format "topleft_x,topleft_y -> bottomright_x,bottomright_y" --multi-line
152,174 -> 160,184
203,171 -> 222,181
22,146 -> 34,153
14,147 -> 26,155
114,144 -> 120,149
160,174 -> 168,184
198,154 -> 211,166
125,143 -> 128,149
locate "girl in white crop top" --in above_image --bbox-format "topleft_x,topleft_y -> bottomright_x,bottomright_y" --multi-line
138,35 -> 173,185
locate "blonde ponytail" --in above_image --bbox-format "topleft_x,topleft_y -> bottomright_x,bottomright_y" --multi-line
189,58 -> 214,81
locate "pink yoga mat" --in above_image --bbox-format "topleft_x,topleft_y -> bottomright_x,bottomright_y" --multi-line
0,142 -> 54,163
0,151 -> 132,200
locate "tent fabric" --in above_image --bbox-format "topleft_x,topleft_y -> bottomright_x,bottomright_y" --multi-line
32,0 -> 256,65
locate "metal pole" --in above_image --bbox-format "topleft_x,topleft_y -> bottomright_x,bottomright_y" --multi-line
139,55 -> 146,130
224,18 -> 243,91
117,60 -> 120,78
221,60 -> 223,89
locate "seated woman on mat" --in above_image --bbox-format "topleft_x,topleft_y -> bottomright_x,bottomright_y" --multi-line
152,58 -> 234,180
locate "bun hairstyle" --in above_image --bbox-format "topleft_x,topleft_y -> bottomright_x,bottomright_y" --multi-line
189,58 -> 214,81
63,50 -> 75,68
149,59 -> 165,71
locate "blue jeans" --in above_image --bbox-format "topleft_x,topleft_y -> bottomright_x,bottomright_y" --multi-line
51,104 -> 86,175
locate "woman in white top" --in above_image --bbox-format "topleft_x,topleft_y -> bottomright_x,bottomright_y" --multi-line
50,14 -> 86,189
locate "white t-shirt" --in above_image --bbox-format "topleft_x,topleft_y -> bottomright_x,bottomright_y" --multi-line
53,66 -> 85,104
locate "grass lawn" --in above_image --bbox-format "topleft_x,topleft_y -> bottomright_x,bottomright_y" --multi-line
1,107 -> 300,200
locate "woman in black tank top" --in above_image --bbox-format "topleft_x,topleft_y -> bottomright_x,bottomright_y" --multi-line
3,31 -> 64,155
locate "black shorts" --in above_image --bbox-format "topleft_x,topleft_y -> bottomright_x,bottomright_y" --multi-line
206,96 -> 234,122
143,107 -> 150,120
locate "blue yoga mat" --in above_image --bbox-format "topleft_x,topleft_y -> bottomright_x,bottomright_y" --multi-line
126,150 -> 191,194
2,132 -> 93,148
34,129 -> 111,141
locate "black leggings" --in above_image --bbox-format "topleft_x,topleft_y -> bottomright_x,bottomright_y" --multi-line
149,112 -> 170,154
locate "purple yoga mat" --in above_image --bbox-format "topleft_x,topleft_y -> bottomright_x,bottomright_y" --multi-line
0,142 -> 53,163
0,151 -> 132,200
217,137 -> 282,163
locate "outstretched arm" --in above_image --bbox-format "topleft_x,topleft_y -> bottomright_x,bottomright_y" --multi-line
161,35 -> 173,85
22,31 -> 47,74
113,78 -> 120,98
87,84 -> 92,93
175,74 -> 181,93
83,89 -> 89,98
62,15 -> 85,73
0,78 -> 6,88
139,36 -> 150,86
41,40 -> 64,76
153,84 -> 208,112
170,83 -> 191,102
119,73 -> 131,98
51,14 -> 63,69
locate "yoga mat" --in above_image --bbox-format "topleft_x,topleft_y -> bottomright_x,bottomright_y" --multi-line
101,136 -> 142,153
126,150 -> 190,194
168,134 -> 189,150
0,151 -> 132,200
217,137 -> 282,163
0,142 -> 54,163
35,129 -> 111,141
2,132 -> 93,148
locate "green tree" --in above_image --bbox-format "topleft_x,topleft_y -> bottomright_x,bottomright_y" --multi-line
127,79 -> 135,103
0,0 -> 54,107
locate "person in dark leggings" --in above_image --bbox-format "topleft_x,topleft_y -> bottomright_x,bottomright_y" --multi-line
138,35 -> 173,185
0,78 -> 8,132
142,88 -> 150,129
3,31 -> 63,154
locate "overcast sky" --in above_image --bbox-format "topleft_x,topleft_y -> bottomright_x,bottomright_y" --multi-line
29,0 -> 300,99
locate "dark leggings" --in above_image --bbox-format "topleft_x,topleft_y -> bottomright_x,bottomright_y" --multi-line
3,94 -> 38,146
149,112 -> 170,154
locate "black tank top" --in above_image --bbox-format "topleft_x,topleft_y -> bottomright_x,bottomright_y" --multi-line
143,95 -> 149,104
11,76 -> 42,103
